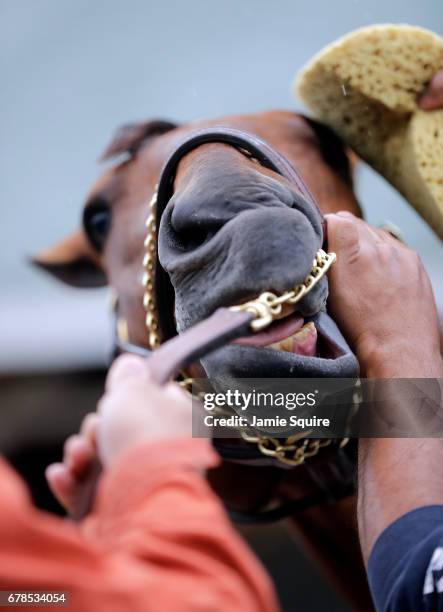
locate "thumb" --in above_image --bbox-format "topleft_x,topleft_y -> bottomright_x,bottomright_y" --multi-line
419,69 -> 443,111
105,354 -> 151,393
324,213 -> 360,260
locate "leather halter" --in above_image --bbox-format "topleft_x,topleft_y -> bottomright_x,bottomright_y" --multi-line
110,126 -> 357,521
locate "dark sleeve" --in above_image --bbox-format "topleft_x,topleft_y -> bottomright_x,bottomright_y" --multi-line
368,505 -> 443,611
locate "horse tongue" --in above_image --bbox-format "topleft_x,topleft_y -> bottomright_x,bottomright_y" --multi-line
232,313 -> 304,347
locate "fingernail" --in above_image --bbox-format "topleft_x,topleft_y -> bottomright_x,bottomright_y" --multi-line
115,355 -> 147,379
45,463 -> 63,479
107,354 -> 149,391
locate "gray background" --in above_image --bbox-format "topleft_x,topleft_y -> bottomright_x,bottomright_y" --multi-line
1,0 -> 442,372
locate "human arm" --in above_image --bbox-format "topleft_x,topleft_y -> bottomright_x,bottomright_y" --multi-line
1,355 -> 277,612
326,212 -> 443,576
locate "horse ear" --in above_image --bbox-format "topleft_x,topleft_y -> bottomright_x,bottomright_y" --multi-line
303,117 -> 356,186
100,119 -> 178,161
31,231 -> 107,288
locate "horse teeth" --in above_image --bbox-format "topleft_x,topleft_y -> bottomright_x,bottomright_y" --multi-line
267,322 -> 317,355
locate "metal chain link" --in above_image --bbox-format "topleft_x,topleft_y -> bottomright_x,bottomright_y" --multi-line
231,249 -> 336,331
182,393 -> 349,466
142,188 -> 161,349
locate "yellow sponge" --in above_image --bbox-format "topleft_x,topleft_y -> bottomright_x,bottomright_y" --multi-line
295,24 -> 443,239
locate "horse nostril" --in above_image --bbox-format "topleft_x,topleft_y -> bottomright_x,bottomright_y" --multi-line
175,226 -> 217,250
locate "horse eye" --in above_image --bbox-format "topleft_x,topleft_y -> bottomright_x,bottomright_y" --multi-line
83,203 -> 111,251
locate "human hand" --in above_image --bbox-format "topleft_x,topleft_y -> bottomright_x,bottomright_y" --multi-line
325,212 -> 442,378
419,69 -> 443,110
96,354 -> 192,465
45,412 -> 99,515
46,354 -> 192,515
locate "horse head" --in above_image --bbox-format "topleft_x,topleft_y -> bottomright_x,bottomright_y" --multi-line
34,111 -> 361,385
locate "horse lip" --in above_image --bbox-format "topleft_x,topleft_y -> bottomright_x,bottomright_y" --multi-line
306,311 -> 351,360
231,312 -> 305,347
228,311 -> 351,362
199,311 -> 359,380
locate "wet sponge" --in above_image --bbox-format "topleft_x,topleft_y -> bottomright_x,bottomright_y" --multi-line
294,24 -> 443,239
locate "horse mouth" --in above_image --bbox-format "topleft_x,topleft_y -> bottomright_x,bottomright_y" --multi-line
196,279 -> 358,379
232,311 -> 318,358
230,309 -> 346,363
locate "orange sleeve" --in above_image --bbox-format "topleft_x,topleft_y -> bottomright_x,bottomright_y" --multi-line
0,441 -> 278,612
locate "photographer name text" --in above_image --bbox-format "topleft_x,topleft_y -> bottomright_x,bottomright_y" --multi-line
203,414 -> 330,429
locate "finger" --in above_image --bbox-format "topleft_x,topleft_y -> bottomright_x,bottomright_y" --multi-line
80,413 -> 99,448
419,69 -> 443,111
377,226 -> 403,246
45,463 -> 78,513
364,223 -> 385,244
341,213 -> 385,243
324,213 -> 360,254
105,353 -> 151,392
335,210 -> 356,219
63,435 -> 95,478
376,226 -> 411,255
164,381 -> 193,405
